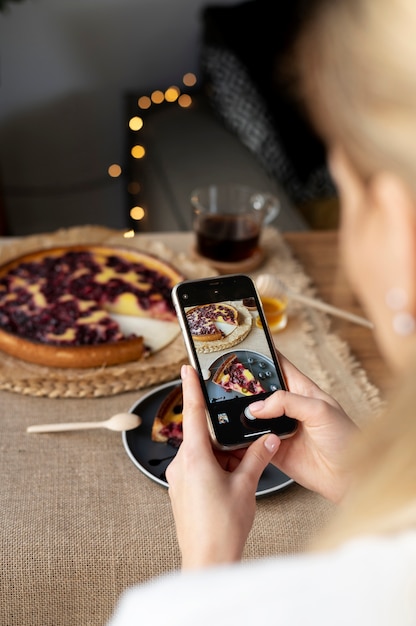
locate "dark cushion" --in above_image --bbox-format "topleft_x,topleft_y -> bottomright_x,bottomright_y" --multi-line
200,0 -> 334,204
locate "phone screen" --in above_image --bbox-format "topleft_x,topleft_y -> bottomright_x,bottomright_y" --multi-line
172,274 -> 297,449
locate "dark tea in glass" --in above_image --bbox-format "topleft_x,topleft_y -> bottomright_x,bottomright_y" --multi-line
191,184 -> 280,264
196,214 -> 260,262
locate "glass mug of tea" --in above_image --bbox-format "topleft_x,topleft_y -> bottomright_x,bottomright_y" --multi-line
191,184 -> 280,264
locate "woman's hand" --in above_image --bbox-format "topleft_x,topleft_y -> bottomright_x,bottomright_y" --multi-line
166,354 -> 357,569
165,364 -> 280,570
248,352 -> 358,504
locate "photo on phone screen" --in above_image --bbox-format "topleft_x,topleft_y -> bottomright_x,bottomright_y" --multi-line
172,274 -> 297,449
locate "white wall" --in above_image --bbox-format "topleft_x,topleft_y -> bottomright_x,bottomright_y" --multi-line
0,0 -> 236,234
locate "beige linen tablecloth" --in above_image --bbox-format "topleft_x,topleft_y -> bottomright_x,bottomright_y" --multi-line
0,227 -> 382,626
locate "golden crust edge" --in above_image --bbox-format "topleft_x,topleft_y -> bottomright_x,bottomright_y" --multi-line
0,243 -> 184,283
0,327 -> 144,369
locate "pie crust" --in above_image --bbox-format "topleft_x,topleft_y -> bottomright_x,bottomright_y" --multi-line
0,244 -> 183,368
186,302 -> 238,342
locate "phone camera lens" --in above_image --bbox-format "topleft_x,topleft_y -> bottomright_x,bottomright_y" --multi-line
183,293 -> 189,300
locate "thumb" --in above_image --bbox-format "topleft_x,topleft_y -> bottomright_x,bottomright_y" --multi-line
237,433 -> 281,488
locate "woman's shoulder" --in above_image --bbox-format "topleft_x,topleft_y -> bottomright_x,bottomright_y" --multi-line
109,530 -> 416,626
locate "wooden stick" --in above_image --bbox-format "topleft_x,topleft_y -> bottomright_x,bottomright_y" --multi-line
256,274 -> 374,329
283,289 -> 373,328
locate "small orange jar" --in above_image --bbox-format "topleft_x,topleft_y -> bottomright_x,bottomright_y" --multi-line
256,296 -> 288,332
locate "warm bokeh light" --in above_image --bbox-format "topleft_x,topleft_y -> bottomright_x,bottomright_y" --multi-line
138,96 -> 152,109
183,72 -> 197,87
107,163 -> 122,178
127,181 -> 141,195
151,90 -> 164,104
165,86 -> 180,102
130,82 -> 196,207
129,116 -> 144,131
178,93 -> 192,108
123,229 -> 135,238
130,206 -> 145,221
131,145 -> 146,159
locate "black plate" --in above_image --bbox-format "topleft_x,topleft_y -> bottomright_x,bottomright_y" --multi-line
205,350 -> 282,401
122,380 -> 294,497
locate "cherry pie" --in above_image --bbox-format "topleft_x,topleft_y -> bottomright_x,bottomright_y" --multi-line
186,303 -> 238,342
213,353 -> 266,396
0,244 -> 183,368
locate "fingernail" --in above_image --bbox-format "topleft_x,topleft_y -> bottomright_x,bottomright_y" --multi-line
248,400 -> 264,413
181,364 -> 189,379
264,434 -> 279,453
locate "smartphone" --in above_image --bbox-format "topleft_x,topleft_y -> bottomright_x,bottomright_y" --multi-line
172,274 -> 297,450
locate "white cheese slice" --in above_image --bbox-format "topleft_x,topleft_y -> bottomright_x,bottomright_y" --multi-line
110,313 -> 180,353
215,322 -> 237,337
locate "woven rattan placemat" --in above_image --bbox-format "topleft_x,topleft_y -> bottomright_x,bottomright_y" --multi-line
0,226 -> 215,398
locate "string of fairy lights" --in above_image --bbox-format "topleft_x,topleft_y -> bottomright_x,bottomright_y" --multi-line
107,72 -> 198,237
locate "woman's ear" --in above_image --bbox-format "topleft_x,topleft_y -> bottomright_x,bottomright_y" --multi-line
328,146 -> 365,206
368,172 -> 416,316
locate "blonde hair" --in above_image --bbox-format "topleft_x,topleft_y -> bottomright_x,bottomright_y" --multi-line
290,0 -> 416,548
314,362 -> 416,549
294,0 -> 416,189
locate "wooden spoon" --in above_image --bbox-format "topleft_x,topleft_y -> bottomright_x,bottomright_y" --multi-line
26,413 -> 142,433
256,273 -> 374,329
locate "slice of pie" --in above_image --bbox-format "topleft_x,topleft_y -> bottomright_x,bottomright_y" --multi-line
185,303 -> 238,342
151,385 -> 183,448
212,353 -> 266,396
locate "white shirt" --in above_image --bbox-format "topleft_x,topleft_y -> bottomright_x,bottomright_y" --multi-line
108,530 -> 416,625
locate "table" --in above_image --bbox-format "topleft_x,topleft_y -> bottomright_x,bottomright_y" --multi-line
0,229 -> 390,626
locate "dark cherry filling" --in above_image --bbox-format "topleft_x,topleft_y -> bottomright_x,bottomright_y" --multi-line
160,421 -> 183,449
106,255 -> 131,273
187,303 -> 237,337
0,249 -> 176,346
222,361 -> 265,394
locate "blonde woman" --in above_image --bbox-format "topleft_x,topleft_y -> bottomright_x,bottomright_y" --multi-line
109,0 -> 416,623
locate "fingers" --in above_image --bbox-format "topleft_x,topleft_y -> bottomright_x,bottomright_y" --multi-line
235,433 -> 281,489
273,350 -> 348,413
166,365 -> 211,486
249,389 -> 343,428
180,364 -> 211,444
277,352 -> 328,398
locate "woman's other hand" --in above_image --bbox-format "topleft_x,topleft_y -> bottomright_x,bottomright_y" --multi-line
165,364 -> 280,570
249,353 -> 358,504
